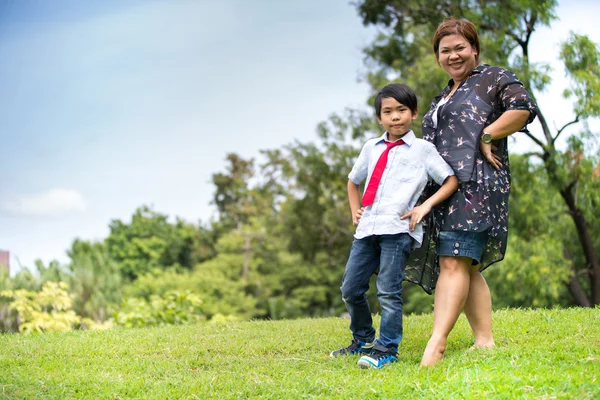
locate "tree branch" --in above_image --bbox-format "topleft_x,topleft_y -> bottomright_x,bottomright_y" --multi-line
523,12 -> 537,52
534,107 -> 554,145
554,115 -> 580,143
479,23 -> 498,32
523,130 -> 546,149
503,29 -> 525,48
521,151 -> 545,160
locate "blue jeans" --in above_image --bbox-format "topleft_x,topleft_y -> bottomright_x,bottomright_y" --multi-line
340,233 -> 412,348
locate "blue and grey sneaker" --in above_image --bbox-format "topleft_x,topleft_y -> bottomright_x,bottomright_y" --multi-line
329,339 -> 374,358
357,343 -> 398,369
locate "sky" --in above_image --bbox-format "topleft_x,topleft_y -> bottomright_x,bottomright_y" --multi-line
0,0 -> 599,274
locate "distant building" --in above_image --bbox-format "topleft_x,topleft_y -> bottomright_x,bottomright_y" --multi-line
0,250 -> 9,275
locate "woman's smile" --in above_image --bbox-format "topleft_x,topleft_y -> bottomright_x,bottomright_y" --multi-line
438,34 -> 478,83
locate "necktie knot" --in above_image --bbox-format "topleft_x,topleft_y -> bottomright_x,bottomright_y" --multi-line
362,139 -> 406,207
387,139 -> 404,149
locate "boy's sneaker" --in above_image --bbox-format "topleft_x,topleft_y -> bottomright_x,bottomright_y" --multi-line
329,339 -> 374,358
357,344 -> 398,369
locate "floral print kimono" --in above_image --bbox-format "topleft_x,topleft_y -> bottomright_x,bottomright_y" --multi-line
405,64 -> 538,294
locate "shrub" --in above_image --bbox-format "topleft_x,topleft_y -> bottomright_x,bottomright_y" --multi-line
112,290 -> 205,328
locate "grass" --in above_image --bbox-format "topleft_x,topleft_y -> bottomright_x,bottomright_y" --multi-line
0,307 -> 599,399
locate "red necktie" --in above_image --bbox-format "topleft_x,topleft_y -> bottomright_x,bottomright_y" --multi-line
362,139 -> 405,207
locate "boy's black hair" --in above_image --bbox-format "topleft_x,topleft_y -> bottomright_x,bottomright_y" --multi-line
374,83 -> 418,118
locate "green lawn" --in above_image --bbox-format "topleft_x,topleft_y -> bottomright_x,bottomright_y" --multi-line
1,307 -> 599,399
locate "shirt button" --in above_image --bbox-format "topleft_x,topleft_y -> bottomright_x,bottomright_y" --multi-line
453,249 -> 459,255
454,242 -> 460,248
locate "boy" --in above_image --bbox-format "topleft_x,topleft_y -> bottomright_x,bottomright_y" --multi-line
330,83 -> 458,369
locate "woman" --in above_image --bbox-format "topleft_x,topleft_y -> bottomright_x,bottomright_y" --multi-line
415,17 -> 537,366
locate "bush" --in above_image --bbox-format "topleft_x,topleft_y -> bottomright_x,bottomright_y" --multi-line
112,290 -> 205,328
0,282 -> 111,333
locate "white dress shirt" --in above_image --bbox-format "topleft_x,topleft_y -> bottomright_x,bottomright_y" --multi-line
348,130 -> 454,246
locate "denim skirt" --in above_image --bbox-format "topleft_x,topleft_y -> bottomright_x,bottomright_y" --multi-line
438,230 -> 488,265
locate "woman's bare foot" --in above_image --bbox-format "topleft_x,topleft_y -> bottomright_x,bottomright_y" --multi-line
420,338 -> 446,367
472,339 -> 495,349
467,340 -> 495,352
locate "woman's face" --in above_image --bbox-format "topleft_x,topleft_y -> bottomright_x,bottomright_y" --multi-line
438,34 -> 478,83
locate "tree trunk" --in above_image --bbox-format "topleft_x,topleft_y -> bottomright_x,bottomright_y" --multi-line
567,275 -> 591,307
537,105 -> 600,306
565,249 -> 592,307
242,235 -> 250,279
560,185 -> 600,305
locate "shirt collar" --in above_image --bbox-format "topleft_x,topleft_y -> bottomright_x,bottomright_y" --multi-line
378,130 -> 416,147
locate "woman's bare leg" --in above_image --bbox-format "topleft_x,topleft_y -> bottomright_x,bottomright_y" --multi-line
463,269 -> 494,348
420,256 -> 472,366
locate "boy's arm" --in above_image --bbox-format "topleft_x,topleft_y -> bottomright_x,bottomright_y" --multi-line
400,175 -> 458,231
348,140 -> 373,227
348,179 -> 364,227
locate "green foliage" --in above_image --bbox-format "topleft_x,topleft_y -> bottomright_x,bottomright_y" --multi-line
67,240 -> 122,321
0,268 -> 11,291
8,268 -> 40,291
561,33 -> 600,118
112,290 -> 205,328
0,282 -> 110,333
1,242 -> 124,330
190,248 -> 259,320
123,268 -> 190,299
211,153 -> 257,230
508,154 -> 566,239
206,145 -> 360,319
105,205 -> 216,281
488,234 -> 572,308
35,259 -> 69,288
122,261 -> 257,321
4,260 -> 69,293
0,309 -> 598,398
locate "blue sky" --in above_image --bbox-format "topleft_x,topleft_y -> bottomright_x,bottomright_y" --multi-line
0,0 -> 599,273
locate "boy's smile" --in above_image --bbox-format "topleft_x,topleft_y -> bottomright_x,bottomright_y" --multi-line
377,97 -> 418,142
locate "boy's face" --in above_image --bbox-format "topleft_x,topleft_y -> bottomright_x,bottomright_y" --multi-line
377,97 -> 417,141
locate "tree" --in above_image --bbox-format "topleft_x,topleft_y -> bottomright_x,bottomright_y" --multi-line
208,135 -> 372,318
105,206 -> 216,281
353,0 -> 600,305
66,240 -> 122,321
256,112 -> 386,317
211,153 -> 257,231
486,155 -> 575,308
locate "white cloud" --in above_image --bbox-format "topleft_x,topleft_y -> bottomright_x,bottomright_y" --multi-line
2,189 -> 87,216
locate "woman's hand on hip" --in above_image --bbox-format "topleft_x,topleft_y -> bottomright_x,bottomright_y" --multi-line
480,142 -> 502,170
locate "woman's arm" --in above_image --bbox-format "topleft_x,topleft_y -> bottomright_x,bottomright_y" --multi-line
482,109 -> 531,140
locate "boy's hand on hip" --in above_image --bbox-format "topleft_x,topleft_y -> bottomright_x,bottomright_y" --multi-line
401,204 -> 432,231
353,207 -> 365,226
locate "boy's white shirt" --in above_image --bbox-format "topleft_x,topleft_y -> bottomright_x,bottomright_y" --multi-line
348,130 -> 454,246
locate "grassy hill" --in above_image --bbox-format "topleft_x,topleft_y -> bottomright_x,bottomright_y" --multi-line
0,307 -> 599,399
